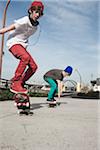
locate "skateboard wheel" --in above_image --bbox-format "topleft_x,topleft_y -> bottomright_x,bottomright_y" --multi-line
26,102 -> 29,107
29,112 -> 33,115
23,103 -> 26,106
18,103 -> 21,106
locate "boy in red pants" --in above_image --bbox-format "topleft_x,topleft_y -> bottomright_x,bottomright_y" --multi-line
0,1 -> 44,93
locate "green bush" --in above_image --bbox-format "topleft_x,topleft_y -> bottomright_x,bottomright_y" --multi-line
0,89 -> 48,101
72,91 -> 99,99
29,92 -> 47,97
0,89 -> 14,101
78,91 -> 99,99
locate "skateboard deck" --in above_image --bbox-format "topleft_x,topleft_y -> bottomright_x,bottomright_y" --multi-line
13,93 -> 33,115
48,101 -> 61,107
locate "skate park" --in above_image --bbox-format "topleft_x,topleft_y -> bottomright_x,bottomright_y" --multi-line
0,71 -> 99,150
0,96 -> 98,150
0,1 -> 99,150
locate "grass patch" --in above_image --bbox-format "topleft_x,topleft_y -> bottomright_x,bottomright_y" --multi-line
0,88 -> 48,101
0,88 -> 14,101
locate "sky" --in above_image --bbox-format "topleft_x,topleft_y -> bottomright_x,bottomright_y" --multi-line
0,0 -> 99,85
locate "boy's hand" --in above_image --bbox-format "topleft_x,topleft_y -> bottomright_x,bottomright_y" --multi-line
56,80 -> 63,99
0,29 -> 5,34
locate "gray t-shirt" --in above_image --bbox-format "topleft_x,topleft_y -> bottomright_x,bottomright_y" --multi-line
44,69 -> 63,81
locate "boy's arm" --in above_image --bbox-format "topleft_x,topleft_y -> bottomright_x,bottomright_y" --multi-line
0,24 -> 15,34
56,80 -> 63,99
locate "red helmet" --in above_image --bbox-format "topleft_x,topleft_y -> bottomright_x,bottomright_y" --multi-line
29,1 -> 44,15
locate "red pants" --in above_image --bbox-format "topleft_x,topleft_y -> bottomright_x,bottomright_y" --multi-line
9,44 -> 38,83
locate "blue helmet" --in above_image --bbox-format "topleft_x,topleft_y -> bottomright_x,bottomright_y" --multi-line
64,66 -> 73,75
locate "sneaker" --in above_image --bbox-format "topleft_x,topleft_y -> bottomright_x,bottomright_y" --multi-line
53,98 -> 56,102
10,87 -> 28,94
10,81 -> 28,94
47,99 -> 56,104
11,78 -> 25,87
47,99 -> 53,102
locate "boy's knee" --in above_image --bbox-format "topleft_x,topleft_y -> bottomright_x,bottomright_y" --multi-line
22,55 -> 30,64
53,84 -> 57,90
31,63 -> 38,72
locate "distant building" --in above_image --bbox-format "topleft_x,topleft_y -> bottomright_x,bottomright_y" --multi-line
0,78 -> 11,89
91,78 -> 100,92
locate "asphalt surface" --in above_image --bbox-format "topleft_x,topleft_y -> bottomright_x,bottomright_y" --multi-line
0,97 -> 99,150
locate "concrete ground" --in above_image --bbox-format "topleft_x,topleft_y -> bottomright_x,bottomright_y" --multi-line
0,97 -> 99,150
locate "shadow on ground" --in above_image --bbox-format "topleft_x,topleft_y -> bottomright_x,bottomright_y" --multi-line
30,102 -> 68,110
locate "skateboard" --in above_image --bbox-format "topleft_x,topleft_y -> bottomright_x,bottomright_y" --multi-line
13,93 -> 33,115
48,101 -> 61,108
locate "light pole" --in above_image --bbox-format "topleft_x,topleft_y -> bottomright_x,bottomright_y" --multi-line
75,68 -> 82,92
0,0 -> 10,79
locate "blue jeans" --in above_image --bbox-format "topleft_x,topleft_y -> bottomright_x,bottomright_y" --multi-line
44,77 -> 58,100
